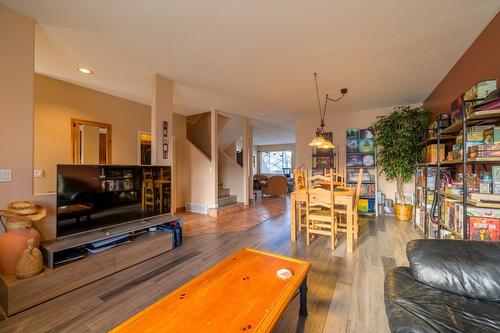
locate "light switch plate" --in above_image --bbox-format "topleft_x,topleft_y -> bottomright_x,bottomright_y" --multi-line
0,169 -> 12,182
33,169 -> 44,178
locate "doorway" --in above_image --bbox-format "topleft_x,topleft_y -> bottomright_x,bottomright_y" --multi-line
138,131 -> 152,165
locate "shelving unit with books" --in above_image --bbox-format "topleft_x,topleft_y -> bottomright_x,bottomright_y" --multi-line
346,128 -> 378,216
416,80 -> 500,241
415,161 -> 437,236
311,131 -> 338,175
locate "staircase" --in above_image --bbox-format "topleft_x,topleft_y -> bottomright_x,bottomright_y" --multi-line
208,181 -> 244,217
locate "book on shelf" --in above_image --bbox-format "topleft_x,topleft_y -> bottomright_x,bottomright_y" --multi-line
358,198 -> 375,212
469,217 -> 499,241
346,138 -> 358,152
426,144 -> 445,163
346,128 -> 360,138
346,154 -> 363,167
470,193 -> 500,203
358,139 -> 374,153
362,154 -> 375,167
359,129 -> 374,139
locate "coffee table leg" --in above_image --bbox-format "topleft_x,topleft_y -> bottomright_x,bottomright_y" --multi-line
299,277 -> 308,316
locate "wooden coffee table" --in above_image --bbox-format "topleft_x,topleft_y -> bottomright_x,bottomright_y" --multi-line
111,248 -> 311,332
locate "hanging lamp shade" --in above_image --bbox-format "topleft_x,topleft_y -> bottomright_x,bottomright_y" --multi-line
308,133 -> 328,146
318,139 -> 335,149
309,73 -> 347,149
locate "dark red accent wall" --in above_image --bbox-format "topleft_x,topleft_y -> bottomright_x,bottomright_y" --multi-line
424,12 -> 500,117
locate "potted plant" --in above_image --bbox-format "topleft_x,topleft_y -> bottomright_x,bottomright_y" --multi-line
370,105 -> 430,221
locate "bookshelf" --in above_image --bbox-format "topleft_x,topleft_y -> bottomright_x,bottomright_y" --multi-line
415,80 -> 500,240
345,128 -> 378,216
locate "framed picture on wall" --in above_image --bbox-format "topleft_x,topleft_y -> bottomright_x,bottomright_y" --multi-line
162,121 -> 169,159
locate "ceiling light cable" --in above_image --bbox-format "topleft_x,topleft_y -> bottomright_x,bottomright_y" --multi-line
314,73 -> 323,129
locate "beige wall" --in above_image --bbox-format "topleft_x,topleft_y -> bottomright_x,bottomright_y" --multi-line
295,107 -> 414,201
0,5 -> 56,240
34,74 -> 151,194
219,149 -> 244,202
0,4 -> 35,206
187,112 -> 212,158
173,113 -> 188,210
185,140 -> 213,211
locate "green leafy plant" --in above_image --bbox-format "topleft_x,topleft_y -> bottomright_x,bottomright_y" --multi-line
369,105 -> 430,205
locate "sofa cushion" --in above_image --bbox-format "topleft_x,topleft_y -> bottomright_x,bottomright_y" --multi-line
385,267 -> 500,333
407,240 -> 500,301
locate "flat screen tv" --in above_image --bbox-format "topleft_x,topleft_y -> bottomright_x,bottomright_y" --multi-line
56,164 -> 171,237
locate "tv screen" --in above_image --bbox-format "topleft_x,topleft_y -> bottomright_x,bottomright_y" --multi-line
56,164 -> 171,237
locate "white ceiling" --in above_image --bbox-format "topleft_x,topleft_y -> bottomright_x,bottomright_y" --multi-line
2,0 -> 499,145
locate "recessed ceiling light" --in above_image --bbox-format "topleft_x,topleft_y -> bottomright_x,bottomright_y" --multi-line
77,67 -> 93,74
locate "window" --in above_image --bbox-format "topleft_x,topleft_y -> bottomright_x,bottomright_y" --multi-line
260,151 -> 292,174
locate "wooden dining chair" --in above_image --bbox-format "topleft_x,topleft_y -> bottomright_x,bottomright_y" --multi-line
323,169 -> 345,186
335,168 -> 363,239
293,167 -> 308,230
142,169 -> 155,211
305,172 -> 337,249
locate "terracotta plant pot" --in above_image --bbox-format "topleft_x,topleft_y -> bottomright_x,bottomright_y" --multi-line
0,217 -> 41,275
394,204 -> 413,221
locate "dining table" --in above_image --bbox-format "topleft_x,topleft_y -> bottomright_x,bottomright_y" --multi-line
290,187 -> 356,252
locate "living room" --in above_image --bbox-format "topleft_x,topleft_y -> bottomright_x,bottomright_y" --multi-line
1,1 -> 500,332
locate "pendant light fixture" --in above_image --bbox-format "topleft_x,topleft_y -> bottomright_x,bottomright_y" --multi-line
308,73 -> 348,148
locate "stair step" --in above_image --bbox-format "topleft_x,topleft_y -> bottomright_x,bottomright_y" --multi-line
208,202 -> 246,217
218,188 -> 230,197
218,195 -> 237,206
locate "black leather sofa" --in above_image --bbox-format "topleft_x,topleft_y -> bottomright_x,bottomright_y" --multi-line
385,239 -> 500,333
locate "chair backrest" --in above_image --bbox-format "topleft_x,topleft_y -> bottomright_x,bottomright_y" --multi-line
293,167 -> 307,191
323,169 -> 345,186
307,188 -> 333,210
306,171 -> 335,212
266,175 -> 288,195
309,168 -> 334,190
160,167 -> 169,180
143,169 -> 154,192
143,169 -> 153,180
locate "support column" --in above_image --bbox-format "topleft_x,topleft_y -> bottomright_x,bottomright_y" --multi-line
151,74 -> 175,213
210,110 -> 218,209
151,74 -> 173,166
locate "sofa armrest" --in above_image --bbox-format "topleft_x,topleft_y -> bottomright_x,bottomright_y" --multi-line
407,239 -> 500,301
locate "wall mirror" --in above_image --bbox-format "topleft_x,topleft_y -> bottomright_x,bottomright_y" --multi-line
72,119 -> 112,164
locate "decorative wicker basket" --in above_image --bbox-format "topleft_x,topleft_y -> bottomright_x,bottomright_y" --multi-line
394,204 -> 413,222
16,239 -> 43,279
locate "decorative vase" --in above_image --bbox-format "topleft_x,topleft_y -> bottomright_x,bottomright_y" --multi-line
394,204 -> 413,221
0,217 -> 41,275
16,238 -> 43,279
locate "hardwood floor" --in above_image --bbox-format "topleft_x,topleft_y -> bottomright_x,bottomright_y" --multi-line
0,198 -> 422,333
182,196 -> 287,235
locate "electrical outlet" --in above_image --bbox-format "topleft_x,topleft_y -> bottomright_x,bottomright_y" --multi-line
0,169 -> 12,182
33,169 -> 44,178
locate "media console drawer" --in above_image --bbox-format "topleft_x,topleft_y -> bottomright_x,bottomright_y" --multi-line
0,231 -> 174,317
115,232 -> 173,271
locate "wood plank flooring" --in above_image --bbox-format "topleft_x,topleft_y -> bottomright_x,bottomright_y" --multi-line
182,196 -> 287,235
0,198 -> 422,333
